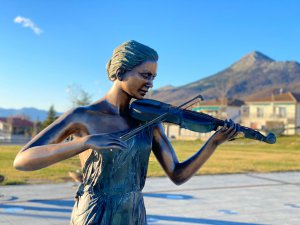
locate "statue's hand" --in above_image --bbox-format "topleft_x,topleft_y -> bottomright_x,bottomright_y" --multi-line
83,134 -> 128,151
211,119 -> 239,146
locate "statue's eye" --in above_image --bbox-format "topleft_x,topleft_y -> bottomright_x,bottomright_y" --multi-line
139,73 -> 148,79
139,73 -> 156,80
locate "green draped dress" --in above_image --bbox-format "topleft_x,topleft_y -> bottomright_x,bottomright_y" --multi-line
70,128 -> 153,225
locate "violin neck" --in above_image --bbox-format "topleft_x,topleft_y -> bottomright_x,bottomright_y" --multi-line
222,120 -> 275,144
239,126 -> 266,142
239,125 -> 276,144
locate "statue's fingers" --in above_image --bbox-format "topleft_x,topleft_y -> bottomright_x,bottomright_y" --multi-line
224,122 -> 235,135
233,124 -> 241,137
220,120 -> 229,132
228,123 -> 239,139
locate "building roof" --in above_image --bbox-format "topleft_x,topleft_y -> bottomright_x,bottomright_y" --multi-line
0,118 -> 9,126
195,98 -> 244,106
0,116 -> 33,128
246,91 -> 300,103
192,98 -> 244,111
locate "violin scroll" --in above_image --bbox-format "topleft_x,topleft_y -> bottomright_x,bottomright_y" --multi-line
265,133 -> 277,144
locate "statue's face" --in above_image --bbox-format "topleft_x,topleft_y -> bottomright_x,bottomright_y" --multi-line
121,60 -> 157,99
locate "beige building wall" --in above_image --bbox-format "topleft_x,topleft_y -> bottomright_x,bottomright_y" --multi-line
296,104 -> 300,134
163,105 -> 241,140
242,102 -> 297,135
163,123 -> 213,140
226,106 -> 241,122
0,121 -> 12,140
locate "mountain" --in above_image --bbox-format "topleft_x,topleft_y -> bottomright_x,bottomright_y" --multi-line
151,51 -> 300,105
0,107 -> 62,121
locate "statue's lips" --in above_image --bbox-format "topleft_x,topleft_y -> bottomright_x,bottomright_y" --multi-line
139,90 -> 148,95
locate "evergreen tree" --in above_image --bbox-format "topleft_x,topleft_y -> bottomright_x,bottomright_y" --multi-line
42,105 -> 57,129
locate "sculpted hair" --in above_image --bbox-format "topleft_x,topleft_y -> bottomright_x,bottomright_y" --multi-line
106,40 -> 159,81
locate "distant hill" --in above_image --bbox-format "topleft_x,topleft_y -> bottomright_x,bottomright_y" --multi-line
151,51 -> 300,105
0,107 -> 62,121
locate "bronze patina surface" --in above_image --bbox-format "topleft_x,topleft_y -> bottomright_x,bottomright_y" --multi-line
14,40 -> 238,224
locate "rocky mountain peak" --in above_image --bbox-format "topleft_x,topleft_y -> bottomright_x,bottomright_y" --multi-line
231,51 -> 274,71
246,51 -> 274,62
151,51 -> 300,105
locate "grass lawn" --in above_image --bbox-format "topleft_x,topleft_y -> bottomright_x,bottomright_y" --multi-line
1,135 -> 300,185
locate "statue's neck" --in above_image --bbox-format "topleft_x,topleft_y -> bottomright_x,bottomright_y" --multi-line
104,84 -> 132,115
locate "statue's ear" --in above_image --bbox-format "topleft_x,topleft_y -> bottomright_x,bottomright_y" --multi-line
116,68 -> 126,81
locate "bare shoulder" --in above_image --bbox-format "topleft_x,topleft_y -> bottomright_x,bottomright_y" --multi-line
85,99 -> 115,114
61,106 -> 88,120
56,104 -> 99,124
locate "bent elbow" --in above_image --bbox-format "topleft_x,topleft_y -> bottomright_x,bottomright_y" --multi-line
13,158 -> 25,171
169,174 -> 188,186
168,166 -> 194,185
172,178 -> 187,186
13,156 -> 34,171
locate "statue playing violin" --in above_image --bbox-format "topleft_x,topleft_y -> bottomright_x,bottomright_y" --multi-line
14,40 -> 273,225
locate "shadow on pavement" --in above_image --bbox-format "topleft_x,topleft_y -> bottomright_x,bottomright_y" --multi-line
147,214 -> 267,225
0,203 -> 72,213
144,193 -> 194,200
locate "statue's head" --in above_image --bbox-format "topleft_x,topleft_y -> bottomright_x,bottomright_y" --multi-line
106,40 -> 158,81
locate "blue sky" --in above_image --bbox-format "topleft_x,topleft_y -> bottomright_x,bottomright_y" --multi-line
1,0 -> 299,112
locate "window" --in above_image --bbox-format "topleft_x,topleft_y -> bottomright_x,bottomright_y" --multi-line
278,107 -> 286,118
257,107 -> 264,118
241,105 -> 249,117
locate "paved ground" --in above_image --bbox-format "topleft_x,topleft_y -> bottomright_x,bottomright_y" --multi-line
0,172 -> 299,225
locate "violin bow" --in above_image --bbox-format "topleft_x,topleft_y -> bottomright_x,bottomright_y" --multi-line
120,95 -> 204,141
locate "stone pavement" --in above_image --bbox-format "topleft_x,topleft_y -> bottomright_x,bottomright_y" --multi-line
0,172 -> 299,225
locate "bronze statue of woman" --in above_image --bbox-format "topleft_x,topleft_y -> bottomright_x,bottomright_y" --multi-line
14,40 -> 238,225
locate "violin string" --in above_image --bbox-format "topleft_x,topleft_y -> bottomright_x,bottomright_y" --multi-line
120,112 -> 168,141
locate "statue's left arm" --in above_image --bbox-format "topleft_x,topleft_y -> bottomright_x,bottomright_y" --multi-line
151,122 -> 238,185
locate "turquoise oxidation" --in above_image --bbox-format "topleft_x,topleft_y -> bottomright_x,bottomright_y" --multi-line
69,127 -> 153,225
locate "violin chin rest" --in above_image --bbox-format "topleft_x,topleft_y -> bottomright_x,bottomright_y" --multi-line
266,132 -> 276,144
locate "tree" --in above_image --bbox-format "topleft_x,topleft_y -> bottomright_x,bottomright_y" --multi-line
215,77 -> 234,104
42,105 -> 57,129
31,120 -> 43,137
67,84 -> 92,107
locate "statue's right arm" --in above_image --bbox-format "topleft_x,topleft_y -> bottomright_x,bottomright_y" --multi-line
14,108 -> 90,171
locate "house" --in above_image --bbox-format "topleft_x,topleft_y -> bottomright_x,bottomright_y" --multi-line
163,98 -> 244,140
192,98 -> 244,122
0,118 -> 12,141
0,116 -> 34,143
241,91 -> 300,135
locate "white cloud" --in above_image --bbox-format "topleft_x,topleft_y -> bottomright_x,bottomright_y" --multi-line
14,16 -> 42,35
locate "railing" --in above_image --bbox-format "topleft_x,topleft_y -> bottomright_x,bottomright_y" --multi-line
241,114 -> 294,120
0,135 -> 32,145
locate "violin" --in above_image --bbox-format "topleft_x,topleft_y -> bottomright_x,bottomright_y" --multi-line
120,97 -> 276,144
